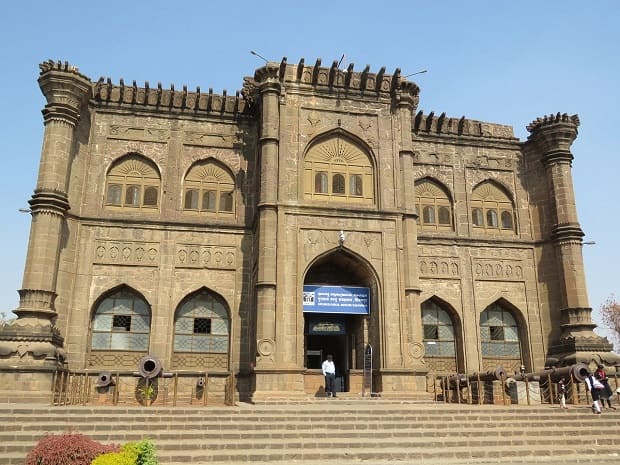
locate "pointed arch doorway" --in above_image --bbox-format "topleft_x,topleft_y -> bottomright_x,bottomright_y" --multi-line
303,249 -> 378,395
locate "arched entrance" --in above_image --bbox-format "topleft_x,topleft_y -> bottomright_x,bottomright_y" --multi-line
303,249 -> 378,395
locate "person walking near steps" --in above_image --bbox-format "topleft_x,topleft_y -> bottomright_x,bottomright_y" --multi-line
595,364 -> 616,410
557,377 -> 568,409
585,372 -> 604,414
322,354 -> 337,398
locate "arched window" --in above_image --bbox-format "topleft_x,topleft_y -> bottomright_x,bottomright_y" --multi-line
350,174 -> 363,196
480,302 -> 521,358
173,290 -> 230,354
486,209 -> 498,228
422,206 -> 435,224
303,133 -> 374,205
183,159 -> 236,217
91,287 -> 151,351
415,179 -> 453,232
438,206 -> 451,225
471,181 -> 515,235
332,173 -> 346,194
472,208 -> 483,226
501,211 -> 513,229
105,154 -> 161,210
422,300 -> 456,357
315,172 -> 328,193
184,190 -> 198,209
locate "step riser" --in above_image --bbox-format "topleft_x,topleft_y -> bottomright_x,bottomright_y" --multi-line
3,405 -> 619,465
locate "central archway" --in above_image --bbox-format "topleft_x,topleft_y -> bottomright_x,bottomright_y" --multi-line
302,248 -> 380,395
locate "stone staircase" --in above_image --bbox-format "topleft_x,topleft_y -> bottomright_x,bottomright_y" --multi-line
1,400 -> 620,465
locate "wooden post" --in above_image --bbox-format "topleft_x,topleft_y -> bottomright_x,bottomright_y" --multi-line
50,369 -> 58,405
173,373 -> 178,407
113,373 -> 120,405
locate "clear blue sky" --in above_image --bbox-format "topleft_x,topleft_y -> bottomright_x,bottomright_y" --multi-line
0,1 -> 618,343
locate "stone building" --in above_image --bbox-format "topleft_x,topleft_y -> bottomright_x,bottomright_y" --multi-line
0,58 -> 616,403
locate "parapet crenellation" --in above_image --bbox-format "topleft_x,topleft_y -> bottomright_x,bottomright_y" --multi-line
40,57 -> 424,118
526,112 -> 580,134
93,78 -> 249,116
413,111 -> 516,140
38,60 -> 250,117
39,59 -> 90,81
249,57 -> 421,101
38,58 -> 519,141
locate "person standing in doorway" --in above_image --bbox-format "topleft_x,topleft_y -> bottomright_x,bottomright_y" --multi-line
322,354 -> 337,398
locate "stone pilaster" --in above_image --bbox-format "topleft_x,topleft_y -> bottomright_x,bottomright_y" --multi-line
526,113 -> 618,366
394,78 -> 426,374
0,61 -> 91,402
253,64 -> 281,371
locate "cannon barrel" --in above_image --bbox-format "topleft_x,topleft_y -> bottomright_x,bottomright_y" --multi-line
95,372 -> 113,387
512,363 -> 589,383
446,373 -> 468,389
468,366 -> 506,382
138,355 -> 162,379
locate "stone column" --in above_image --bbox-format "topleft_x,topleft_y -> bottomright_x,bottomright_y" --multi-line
0,61 -> 91,402
253,65 -> 281,373
379,78 -> 428,397
526,113 -> 617,366
397,81 -> 425,371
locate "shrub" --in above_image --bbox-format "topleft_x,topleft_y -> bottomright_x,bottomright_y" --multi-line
25,432 -> 118,465
91,439 -> 158,465
91,442 -> 138,465
135,439 -> 158,465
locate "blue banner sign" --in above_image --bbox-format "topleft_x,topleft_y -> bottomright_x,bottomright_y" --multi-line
302,285 -> 370,315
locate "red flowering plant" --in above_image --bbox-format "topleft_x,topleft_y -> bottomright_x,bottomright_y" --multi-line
25,431 -> 118,465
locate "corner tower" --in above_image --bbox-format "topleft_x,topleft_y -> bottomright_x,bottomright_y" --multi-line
0,61 -> 91,401
525,113 -> 618,366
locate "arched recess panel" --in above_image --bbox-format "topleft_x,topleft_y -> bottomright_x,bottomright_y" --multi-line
171,287 -> 231,371
88,285 -> 152,369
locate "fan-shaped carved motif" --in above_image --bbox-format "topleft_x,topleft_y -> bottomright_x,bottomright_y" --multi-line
307,136 -> 370,165
110,156 -> 159,179
472,182 -> 511,202
186,161 -> 234,183
415,179 -> 449,199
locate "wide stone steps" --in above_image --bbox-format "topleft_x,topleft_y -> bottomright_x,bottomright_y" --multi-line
2,402 -> 620,465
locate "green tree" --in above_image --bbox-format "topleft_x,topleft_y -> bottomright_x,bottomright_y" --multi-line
600,294 -> 620,350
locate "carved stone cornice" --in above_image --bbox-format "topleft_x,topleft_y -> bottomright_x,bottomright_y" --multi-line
38,60 -> 92,127
541,149 -> 574,166
550,223 -> 585,243
0,323 -> 64,347
28,189 -> 70,216
392,71 -> 420,111
526,113 -> 580,157
550,335 -> 614,354
254,64 -> 281,88
14,289 -> 57,318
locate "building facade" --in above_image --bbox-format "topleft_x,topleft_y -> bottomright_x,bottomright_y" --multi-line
0,58 -> 616,402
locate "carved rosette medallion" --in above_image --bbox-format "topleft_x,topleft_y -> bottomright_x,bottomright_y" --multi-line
257,338 -> 275,357
409,342 -> 425,360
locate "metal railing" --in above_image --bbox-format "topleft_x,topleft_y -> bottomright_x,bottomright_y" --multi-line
429,365 -> 620,407
50,369 -> 236,407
